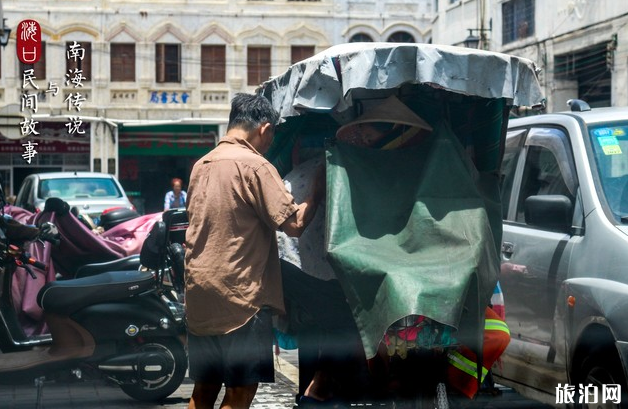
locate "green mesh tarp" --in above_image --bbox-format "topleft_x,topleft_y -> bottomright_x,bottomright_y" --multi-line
325,122 -> 500,359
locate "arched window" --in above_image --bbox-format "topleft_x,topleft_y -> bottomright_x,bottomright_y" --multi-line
349,33 -> 373,43
387,31 -> 415,43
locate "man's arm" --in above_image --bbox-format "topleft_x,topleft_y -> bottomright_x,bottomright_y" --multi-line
279,195 -> 319,237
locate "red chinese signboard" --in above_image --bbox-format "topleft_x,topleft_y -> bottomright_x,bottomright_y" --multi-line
0,139 -> 89,154
17,20 -> 42,64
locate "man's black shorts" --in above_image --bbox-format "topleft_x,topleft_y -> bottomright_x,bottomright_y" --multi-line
187,308 -> 274,386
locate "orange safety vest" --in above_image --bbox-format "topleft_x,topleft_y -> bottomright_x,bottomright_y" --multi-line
446,306 -> 511,399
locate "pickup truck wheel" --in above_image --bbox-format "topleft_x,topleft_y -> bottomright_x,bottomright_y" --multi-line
575,351 -> 627,409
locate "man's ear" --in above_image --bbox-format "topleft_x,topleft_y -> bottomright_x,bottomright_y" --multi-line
260,122 -> 273,136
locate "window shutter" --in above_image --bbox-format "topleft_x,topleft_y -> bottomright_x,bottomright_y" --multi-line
201,45 -> 226,83
290,46 -> 315,65
247,46 -> 271,86
156,43 -> 165,83
111,43 -> 135,82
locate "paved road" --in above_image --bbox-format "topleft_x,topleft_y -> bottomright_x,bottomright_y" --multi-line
0,352 -> 298,409
0,349 -> 555,409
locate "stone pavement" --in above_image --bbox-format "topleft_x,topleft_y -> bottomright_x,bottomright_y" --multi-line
0,349 -> 555,409
0,350 -> 299,409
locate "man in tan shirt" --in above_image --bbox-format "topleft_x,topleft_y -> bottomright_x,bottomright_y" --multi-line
185,93 -> 323,409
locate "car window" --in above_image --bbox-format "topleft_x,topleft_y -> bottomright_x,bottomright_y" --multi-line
16,178 -> 33,209
500,129 -> 527,219
515,128 -> 577,225
587,122 -> 628,221
39,178 -> 122,200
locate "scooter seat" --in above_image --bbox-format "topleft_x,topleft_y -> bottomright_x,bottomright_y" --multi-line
75,255 -> 141,278
38,271 -> 156,316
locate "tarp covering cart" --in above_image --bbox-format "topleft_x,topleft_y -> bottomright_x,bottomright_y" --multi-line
259,42 -> 545,360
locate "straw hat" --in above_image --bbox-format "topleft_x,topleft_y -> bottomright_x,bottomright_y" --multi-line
336,95 -> 433,149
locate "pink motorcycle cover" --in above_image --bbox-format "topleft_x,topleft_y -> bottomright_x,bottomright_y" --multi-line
3,205 -> 161,336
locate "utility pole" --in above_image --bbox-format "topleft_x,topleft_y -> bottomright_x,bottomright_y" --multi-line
479,0 -> 489,50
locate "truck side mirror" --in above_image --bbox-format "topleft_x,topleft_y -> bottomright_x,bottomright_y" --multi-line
524,195 -> 573,233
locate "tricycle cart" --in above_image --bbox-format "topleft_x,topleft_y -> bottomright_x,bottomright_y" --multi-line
259,42 -> 545,408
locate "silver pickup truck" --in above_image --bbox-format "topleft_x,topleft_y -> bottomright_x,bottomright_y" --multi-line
493,100 -> 628,408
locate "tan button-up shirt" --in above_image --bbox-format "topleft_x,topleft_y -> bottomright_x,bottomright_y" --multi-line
184,134 -> 298,336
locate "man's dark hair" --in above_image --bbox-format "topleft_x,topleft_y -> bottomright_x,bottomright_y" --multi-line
227,93 -> 279,132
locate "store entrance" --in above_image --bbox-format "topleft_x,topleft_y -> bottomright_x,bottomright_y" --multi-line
117,122 -> 219,214
119,155 -> 197,214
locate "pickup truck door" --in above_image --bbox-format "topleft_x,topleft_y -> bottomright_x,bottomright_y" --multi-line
498,126 -> 578,394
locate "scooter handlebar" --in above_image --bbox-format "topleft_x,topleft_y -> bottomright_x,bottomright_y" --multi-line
8,245 -> 48,277
38,222 -> 61,246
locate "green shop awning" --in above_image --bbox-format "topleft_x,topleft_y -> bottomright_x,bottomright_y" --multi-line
118,123 -> 219,156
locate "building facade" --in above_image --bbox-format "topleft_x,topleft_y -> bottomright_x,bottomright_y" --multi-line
4,0 -> 626,212
432,0 -> 628,112
0,0 -> 433,212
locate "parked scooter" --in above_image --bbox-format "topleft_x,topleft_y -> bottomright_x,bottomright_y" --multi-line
0,197 -> 188,406
77,207 -> 188,304
79,207 -> 188,302
3,199 -> 165,337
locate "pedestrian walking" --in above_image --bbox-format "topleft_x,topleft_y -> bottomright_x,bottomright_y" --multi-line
184,93 -> 324,409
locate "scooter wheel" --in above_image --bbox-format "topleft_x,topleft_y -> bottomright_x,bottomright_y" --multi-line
119,337 -> 188,402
